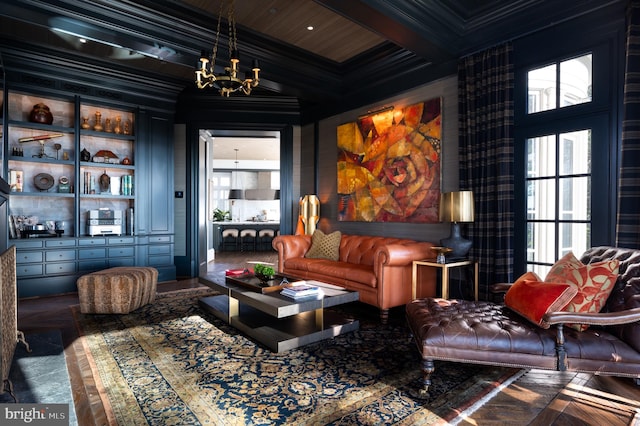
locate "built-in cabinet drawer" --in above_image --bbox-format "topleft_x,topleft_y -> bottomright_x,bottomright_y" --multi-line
45,250 -> 76,262
14,240 -> 44,249
15,251 -> 43,263
45,262 -> 76,275
108,237 -> 135,245
45,239 -> 77,248
78,248 -> 107,259
108,247 -> 135,257
149,235 -> 172,244
78,238 -> 106,246
16,264 -> 43,277
148,245 -> 170,255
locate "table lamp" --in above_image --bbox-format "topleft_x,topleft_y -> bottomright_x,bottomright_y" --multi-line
439,191 -> 474,259
300,194 -> 320,235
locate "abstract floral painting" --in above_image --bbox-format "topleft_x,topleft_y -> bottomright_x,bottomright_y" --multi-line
337,98 -> 441,222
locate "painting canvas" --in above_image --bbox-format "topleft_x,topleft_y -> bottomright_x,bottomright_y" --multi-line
337,98 -> 441,222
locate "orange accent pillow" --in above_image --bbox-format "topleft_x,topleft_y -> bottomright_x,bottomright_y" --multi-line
544,254 -> 619,331
505,279 -> 578,328
514,271 -> 542,286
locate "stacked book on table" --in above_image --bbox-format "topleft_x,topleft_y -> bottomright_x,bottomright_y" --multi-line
281,282 -> 323,300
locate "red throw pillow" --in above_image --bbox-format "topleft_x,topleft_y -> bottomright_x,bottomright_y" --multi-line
513,271 -> 542,286
544,255 -> 619,331
505,279 -> 578,328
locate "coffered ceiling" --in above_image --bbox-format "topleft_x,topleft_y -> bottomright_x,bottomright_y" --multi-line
0,0 -> 625,113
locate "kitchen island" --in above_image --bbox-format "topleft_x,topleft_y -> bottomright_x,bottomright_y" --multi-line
212,221 -> 280,251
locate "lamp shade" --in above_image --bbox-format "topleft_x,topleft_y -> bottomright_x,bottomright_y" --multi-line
439,191 -> 474,223
228,189 -> 245,200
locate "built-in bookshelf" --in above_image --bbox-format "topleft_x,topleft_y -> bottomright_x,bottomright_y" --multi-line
5,91 -> 136,238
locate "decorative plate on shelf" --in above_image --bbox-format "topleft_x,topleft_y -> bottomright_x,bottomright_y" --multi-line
34,173 -> 54,191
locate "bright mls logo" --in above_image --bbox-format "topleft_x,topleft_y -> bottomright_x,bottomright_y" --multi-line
0,404 -> 68,425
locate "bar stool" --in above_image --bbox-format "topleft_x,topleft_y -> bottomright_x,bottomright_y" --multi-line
221,229 -> 239,251
240,229 -> 257,251
257,229 -> 276,251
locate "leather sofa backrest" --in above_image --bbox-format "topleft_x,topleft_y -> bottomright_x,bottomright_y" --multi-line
580,246 -> 640,352
339,234 -> 421,266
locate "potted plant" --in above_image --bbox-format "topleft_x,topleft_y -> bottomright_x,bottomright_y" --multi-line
254,263 -> 275,283
212,208 -> 230,221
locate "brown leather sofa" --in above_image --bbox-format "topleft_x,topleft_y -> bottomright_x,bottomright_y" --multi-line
273,233 -> 437,323
406,246 -> 640,395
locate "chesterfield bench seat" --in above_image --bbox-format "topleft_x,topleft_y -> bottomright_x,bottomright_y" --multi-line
77,266 -> 158,314
406,246 -> 640,396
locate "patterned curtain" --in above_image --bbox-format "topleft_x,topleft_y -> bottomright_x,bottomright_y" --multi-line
617,0 -> 640,249
458,43 -> 514,299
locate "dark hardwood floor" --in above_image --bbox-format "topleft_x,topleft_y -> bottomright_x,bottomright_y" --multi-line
14,252 -> 640,425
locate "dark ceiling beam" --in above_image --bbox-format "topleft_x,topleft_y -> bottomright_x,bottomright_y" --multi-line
314,0 -> 454,63
0,41 -> 184,111
0,0 -> 347,104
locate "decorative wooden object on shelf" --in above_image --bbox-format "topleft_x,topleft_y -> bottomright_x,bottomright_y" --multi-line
18,133 -> 63,143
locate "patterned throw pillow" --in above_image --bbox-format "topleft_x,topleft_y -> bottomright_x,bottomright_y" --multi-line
305,230 -> 342,261
505,279 -> 577,328
544,252 -> 619,331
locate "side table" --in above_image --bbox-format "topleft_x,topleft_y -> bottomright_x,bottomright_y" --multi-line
412,259 -> 478,301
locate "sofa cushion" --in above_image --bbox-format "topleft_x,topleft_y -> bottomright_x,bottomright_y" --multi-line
545,252 -> 619,331
305,230 -> 341,261
505,279 -> 578,328
284,257 -> 376,287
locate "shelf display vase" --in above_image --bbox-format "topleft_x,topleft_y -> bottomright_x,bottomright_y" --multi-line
93,112 -> 103,131
113,116 -> 122,134
29,103 -> 53,125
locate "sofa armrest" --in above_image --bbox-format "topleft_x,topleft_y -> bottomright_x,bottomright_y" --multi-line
374,242 -> 435,267
272,235 -> 312,272
543,307 -> 640,327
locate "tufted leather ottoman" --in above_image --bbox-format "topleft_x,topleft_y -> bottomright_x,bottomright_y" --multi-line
406,295 -> 640,395
77,266 -> 158,314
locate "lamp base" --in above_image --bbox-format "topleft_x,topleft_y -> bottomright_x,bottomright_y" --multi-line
440,222 -> 472,259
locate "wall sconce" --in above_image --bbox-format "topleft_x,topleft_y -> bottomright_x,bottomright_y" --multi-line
300,194 -> 320,235
439,191 -> 474,259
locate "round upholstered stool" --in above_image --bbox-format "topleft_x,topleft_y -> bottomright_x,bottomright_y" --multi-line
77,266 -> 158,314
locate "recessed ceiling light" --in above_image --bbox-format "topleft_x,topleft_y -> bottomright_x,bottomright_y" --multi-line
79,38 -> 87,43
307,26 -> 314,31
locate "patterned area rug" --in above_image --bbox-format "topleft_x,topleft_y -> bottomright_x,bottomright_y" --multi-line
73,288 -> 523,425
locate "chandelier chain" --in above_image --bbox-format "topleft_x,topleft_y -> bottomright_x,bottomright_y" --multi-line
195,0 -> 260,96
211,0 -> 224,70
228,0 -> 237,56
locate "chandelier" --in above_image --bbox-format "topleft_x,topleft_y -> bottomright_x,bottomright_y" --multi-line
195,0 -> 260,96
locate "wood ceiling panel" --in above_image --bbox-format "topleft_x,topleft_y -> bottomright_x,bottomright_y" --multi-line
181,0 -> 386,63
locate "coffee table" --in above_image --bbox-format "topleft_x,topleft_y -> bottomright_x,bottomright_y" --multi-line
198,273 -> 359,352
